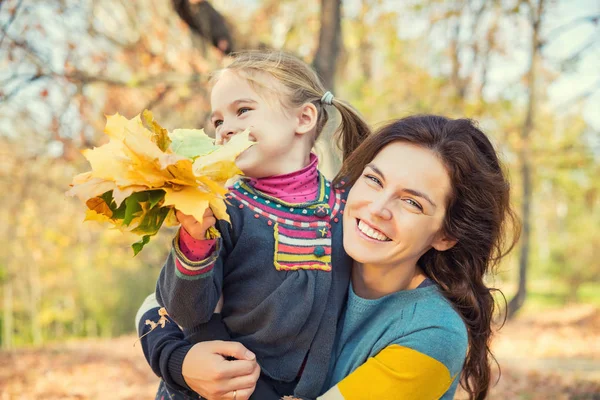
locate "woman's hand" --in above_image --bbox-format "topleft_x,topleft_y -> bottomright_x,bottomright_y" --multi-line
176,208 -> 216,240
182,340 -> 260,400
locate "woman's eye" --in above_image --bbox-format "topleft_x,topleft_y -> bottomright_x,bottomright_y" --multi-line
213,120 -> 223,128
363,174 -> 382,187
237,107 -> 251,115
404,198 -> 423,211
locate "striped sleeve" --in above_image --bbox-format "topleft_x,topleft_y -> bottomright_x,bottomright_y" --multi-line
155,229 -> 226,329
318,344 -> 457,400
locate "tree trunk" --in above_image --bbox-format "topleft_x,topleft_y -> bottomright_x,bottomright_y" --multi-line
2,281 -> 13,350
313,0 -> 342,91
312,0 -> 343,177
507,0 -> 544,319
29,261 -> 42,345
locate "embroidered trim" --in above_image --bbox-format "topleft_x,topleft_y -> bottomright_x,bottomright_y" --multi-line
273,223 -> 332,271
228,188 -> 342,228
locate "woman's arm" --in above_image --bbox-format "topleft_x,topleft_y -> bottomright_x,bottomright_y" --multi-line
318,344 -> 457,400
136,293 -> 260,400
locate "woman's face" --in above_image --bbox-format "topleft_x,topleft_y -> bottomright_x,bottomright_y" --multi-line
343,141 -> 456,269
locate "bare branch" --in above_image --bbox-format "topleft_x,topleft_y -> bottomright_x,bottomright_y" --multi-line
0,0 -> 25,48
144,85 -> 173,110
544,14 -> 600,44
0,74 -> 46,103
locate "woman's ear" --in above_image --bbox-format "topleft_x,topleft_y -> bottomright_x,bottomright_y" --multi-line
295,102 -> 319,135
432,231 -> 458,252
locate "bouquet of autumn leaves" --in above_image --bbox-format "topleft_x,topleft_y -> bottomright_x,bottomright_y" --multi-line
67,110 -> 254,255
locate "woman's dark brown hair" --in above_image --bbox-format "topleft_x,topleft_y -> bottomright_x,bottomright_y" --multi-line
336,115 -> 520,400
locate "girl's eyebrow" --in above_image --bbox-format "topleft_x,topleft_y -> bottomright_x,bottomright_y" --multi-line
365,163 -> 437,208
210,99 -> 258,120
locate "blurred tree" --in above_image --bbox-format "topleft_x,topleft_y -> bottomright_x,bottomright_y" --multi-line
507,0 -> 545,319
313,0 -> 342,90
0,0 -> 597,348
172,0 -> 234,54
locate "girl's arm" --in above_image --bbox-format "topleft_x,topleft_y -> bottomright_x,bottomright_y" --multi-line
155,223 -> 229,329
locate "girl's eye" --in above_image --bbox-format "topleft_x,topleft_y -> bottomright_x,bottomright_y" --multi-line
403,198 -> 423,211
237,107 -> 251,116
213,120 -> 223,128
363,174 -> 382,187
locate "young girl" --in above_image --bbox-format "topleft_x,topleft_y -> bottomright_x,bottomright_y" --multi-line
153,50 -> 370,400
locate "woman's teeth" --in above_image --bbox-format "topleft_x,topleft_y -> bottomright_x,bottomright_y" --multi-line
358,219 -> 390,242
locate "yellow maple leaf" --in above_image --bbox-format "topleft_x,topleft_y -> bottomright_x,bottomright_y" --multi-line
162,186 -> 212,222
84,209 -> 114,224
67,111 -> 255,254
192,129 -> 253,184
86,197 -> 113,218
66,172 -> 117,203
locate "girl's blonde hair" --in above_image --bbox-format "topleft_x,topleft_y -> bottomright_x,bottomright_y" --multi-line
212,50 -> 370,160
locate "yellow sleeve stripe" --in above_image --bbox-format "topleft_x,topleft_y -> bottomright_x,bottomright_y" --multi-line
322,344 -> 454,400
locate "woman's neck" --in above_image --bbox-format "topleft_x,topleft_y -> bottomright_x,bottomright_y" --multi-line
351,261 -> 427,299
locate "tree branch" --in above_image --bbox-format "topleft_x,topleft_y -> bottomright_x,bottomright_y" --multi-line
0,0 -> 25,48
544,14 -> 600,44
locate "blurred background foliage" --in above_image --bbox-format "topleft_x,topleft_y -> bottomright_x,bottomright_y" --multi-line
0,0 -> 598,351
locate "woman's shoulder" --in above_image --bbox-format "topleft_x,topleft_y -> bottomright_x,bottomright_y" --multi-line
392,287 -> 468,376
414,287 -> 467,334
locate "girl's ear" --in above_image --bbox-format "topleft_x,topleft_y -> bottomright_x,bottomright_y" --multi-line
295,102 -> 319,135
432,231 -> 458,252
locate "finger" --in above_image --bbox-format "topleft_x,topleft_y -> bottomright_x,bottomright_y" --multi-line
232,387 -> 255,400
220,370 -> 259,392
203,207 -> 215,217
210,340 -> 255,361
201,216 -> 217,231
176,210 -> 197,225
216,359 -> 257,379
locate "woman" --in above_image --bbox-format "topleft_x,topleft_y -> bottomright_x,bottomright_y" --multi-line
136,115 -> 519,400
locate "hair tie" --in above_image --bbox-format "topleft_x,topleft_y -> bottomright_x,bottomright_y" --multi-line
321,91 -> 334,105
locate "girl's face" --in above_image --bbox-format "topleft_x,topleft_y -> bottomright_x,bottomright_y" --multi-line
343,141 -> 456,269
210,70 -> 309,178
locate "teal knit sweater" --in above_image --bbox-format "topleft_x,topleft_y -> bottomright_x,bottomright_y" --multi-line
321,280 -> 468,399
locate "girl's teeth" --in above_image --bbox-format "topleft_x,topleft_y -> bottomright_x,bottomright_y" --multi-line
358,220 -> 390,241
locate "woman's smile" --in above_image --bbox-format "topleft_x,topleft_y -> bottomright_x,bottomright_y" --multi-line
355,218 -> 391,242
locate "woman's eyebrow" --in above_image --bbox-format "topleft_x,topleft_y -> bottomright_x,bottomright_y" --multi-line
403,188 -> 437,208
366,163 -> 437,208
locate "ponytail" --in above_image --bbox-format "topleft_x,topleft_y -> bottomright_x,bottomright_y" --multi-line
331,98 -> 371,160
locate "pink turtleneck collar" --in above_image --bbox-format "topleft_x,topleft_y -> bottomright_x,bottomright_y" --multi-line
248,153 -> 319,203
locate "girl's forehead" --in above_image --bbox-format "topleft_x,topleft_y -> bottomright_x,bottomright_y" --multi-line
211,69 -> 290,108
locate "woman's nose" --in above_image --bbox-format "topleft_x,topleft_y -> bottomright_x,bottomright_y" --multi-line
367,197 -> 392,220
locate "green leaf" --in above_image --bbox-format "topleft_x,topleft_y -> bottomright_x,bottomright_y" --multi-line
132,235 -> 152,256
169,129 -> 218,159
123,193 -> 144,226
131,205 -> 170,237
147,189 -> 166,209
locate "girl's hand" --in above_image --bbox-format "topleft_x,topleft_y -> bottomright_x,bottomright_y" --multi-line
176,208 -> 216,240
182,340 -> 260,400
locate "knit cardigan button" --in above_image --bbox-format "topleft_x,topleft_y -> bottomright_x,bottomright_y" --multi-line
314,204 -> 330,218
313,246 -> 326,257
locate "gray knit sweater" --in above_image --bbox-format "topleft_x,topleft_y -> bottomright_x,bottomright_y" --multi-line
155,174 -> 351,399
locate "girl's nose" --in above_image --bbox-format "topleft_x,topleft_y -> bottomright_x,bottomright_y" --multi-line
217,125 -> 237,144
